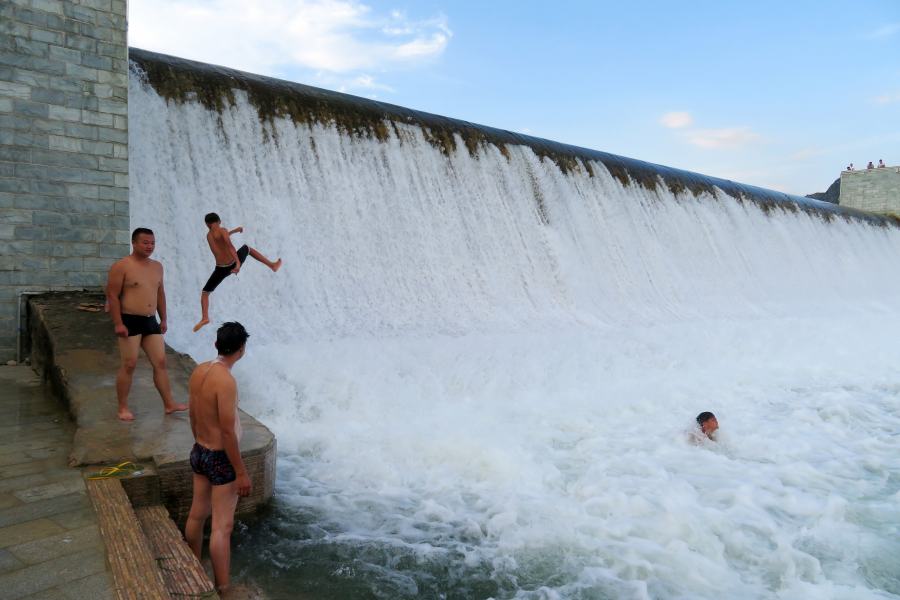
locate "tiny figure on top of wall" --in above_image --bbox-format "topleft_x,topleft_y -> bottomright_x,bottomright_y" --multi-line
847,164 -> 853,171
867,162 -> 875,169
878,159 -> 886,168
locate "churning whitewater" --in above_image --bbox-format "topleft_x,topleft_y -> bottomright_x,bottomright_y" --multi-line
129,64 -> 900,600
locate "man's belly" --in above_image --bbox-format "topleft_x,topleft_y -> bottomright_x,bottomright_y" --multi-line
119,293 -> 157,316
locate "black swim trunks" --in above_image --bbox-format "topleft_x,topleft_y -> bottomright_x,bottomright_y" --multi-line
202,244 -> 250,293
120,313 -> 162,337
189,443 -> 237,485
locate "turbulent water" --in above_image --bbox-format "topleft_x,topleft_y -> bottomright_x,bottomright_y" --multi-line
130,64 -> 900,599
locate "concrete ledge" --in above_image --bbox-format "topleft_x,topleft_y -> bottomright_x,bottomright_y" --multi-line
136,505 -> 218,599
86,477 -> 171,600
28,291 -> 276,522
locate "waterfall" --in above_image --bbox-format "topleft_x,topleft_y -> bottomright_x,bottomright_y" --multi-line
129,50 -> 900,600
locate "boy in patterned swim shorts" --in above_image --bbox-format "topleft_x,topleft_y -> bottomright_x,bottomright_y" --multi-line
185,322 -> 252,597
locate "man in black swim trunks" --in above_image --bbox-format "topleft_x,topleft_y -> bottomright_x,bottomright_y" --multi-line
193,213 -> 282,332
106,228 -> 189,420
185,322 -> 252,597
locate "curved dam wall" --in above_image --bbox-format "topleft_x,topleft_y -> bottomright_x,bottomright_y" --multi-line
126,47 -> 900,345
129,48 -> 890,229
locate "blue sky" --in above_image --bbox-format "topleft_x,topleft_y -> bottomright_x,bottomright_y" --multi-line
131,0 -> 899,195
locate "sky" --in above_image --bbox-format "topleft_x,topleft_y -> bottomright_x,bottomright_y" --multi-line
129,0 -> 900,195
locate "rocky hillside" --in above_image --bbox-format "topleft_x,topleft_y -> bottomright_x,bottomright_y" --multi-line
806,177 -> 840,204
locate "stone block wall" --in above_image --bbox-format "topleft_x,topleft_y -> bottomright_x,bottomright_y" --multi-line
0,0 -> 129,361
839,166 -> 900,216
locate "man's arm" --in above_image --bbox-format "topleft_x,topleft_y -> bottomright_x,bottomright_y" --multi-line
188,370 -> 198,439
217,377 -> 251,496
228,227 -> 243,235
156,263 -> 167,334
105,261 -> 128,338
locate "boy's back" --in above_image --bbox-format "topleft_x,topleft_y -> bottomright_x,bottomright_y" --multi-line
206,228 -> 235,266
189,360 -> 242,448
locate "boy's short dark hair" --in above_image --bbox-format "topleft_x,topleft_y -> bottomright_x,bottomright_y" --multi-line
217,321 -> 249,356
696,412 -> 715,425
204,212 -> 220,224
131,227 -> 154,241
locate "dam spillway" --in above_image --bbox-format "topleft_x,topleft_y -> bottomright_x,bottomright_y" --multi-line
127,49 -> 900,599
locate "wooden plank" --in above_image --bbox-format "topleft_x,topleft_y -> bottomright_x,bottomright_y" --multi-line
135,505 -> 219,600
86,478 -> 171,600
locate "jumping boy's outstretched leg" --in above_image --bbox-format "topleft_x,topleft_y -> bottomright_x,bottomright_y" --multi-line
248,247 -> 281,272
194,292 -> 211,332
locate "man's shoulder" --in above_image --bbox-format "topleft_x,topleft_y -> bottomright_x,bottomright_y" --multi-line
213,366 -> 237,386
110,255 -> 132,271
191,360 -> 212,374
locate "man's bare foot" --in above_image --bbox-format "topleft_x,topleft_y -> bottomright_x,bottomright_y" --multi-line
118,408 -> 135,420
193,318 -> 210,332
165,403 -> 190,414
271,259 -> 282,273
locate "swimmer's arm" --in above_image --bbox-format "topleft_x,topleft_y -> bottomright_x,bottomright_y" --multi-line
105,261 -> 127,337
217,379 -> 251,496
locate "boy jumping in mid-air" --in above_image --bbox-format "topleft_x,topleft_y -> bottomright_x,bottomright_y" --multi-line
194,213 -> 282,332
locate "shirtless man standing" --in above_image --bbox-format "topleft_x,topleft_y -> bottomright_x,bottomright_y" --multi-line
193,213 -> 281,332
185,322 -> 252,596
106,228 -> 189,420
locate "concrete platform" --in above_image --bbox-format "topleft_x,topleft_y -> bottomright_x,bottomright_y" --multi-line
0,365 -> 115,600
26,291 -> 276,523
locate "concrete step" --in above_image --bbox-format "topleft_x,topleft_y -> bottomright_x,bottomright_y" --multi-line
86,477 -> 171,599
135,505 -> 218,599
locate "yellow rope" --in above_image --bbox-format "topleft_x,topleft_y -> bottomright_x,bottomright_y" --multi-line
86,461 -> 145,480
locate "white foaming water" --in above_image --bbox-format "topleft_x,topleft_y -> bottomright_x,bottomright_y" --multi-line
130,71 -> 900,599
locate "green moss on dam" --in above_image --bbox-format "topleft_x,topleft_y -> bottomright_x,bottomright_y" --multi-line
129,48 -> 898,228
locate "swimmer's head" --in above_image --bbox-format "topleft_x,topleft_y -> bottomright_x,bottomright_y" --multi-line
204,212 -> 221,227
696,412 -> 719,437
131,227 -> 155,257
216,321 -> 249,357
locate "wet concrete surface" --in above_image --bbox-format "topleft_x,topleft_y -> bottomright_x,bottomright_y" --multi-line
0,365 -> 115,600
27,292 -> 276,521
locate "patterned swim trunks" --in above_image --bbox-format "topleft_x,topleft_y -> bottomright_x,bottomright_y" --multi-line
189,443 -> 237,485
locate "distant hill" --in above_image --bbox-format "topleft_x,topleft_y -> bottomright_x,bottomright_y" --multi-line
806,178 -> 840,204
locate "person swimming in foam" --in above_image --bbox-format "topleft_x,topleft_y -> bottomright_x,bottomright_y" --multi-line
688,411 -> 719,445
194,213 -> 282,332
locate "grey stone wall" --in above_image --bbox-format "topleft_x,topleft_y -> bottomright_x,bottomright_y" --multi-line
839,167 -> 900,216
0,0 -> 129,361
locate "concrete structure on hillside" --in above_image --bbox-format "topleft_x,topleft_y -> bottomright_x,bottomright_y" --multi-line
0,0 -> 129,362
840,166 -> 900,216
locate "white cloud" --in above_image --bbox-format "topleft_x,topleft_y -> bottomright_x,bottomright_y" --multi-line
875,93 -> 900,105
684,126 -> 763,149
660,111 -> 692,128
869,23 -> 900,38
129,0 -> 451,80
